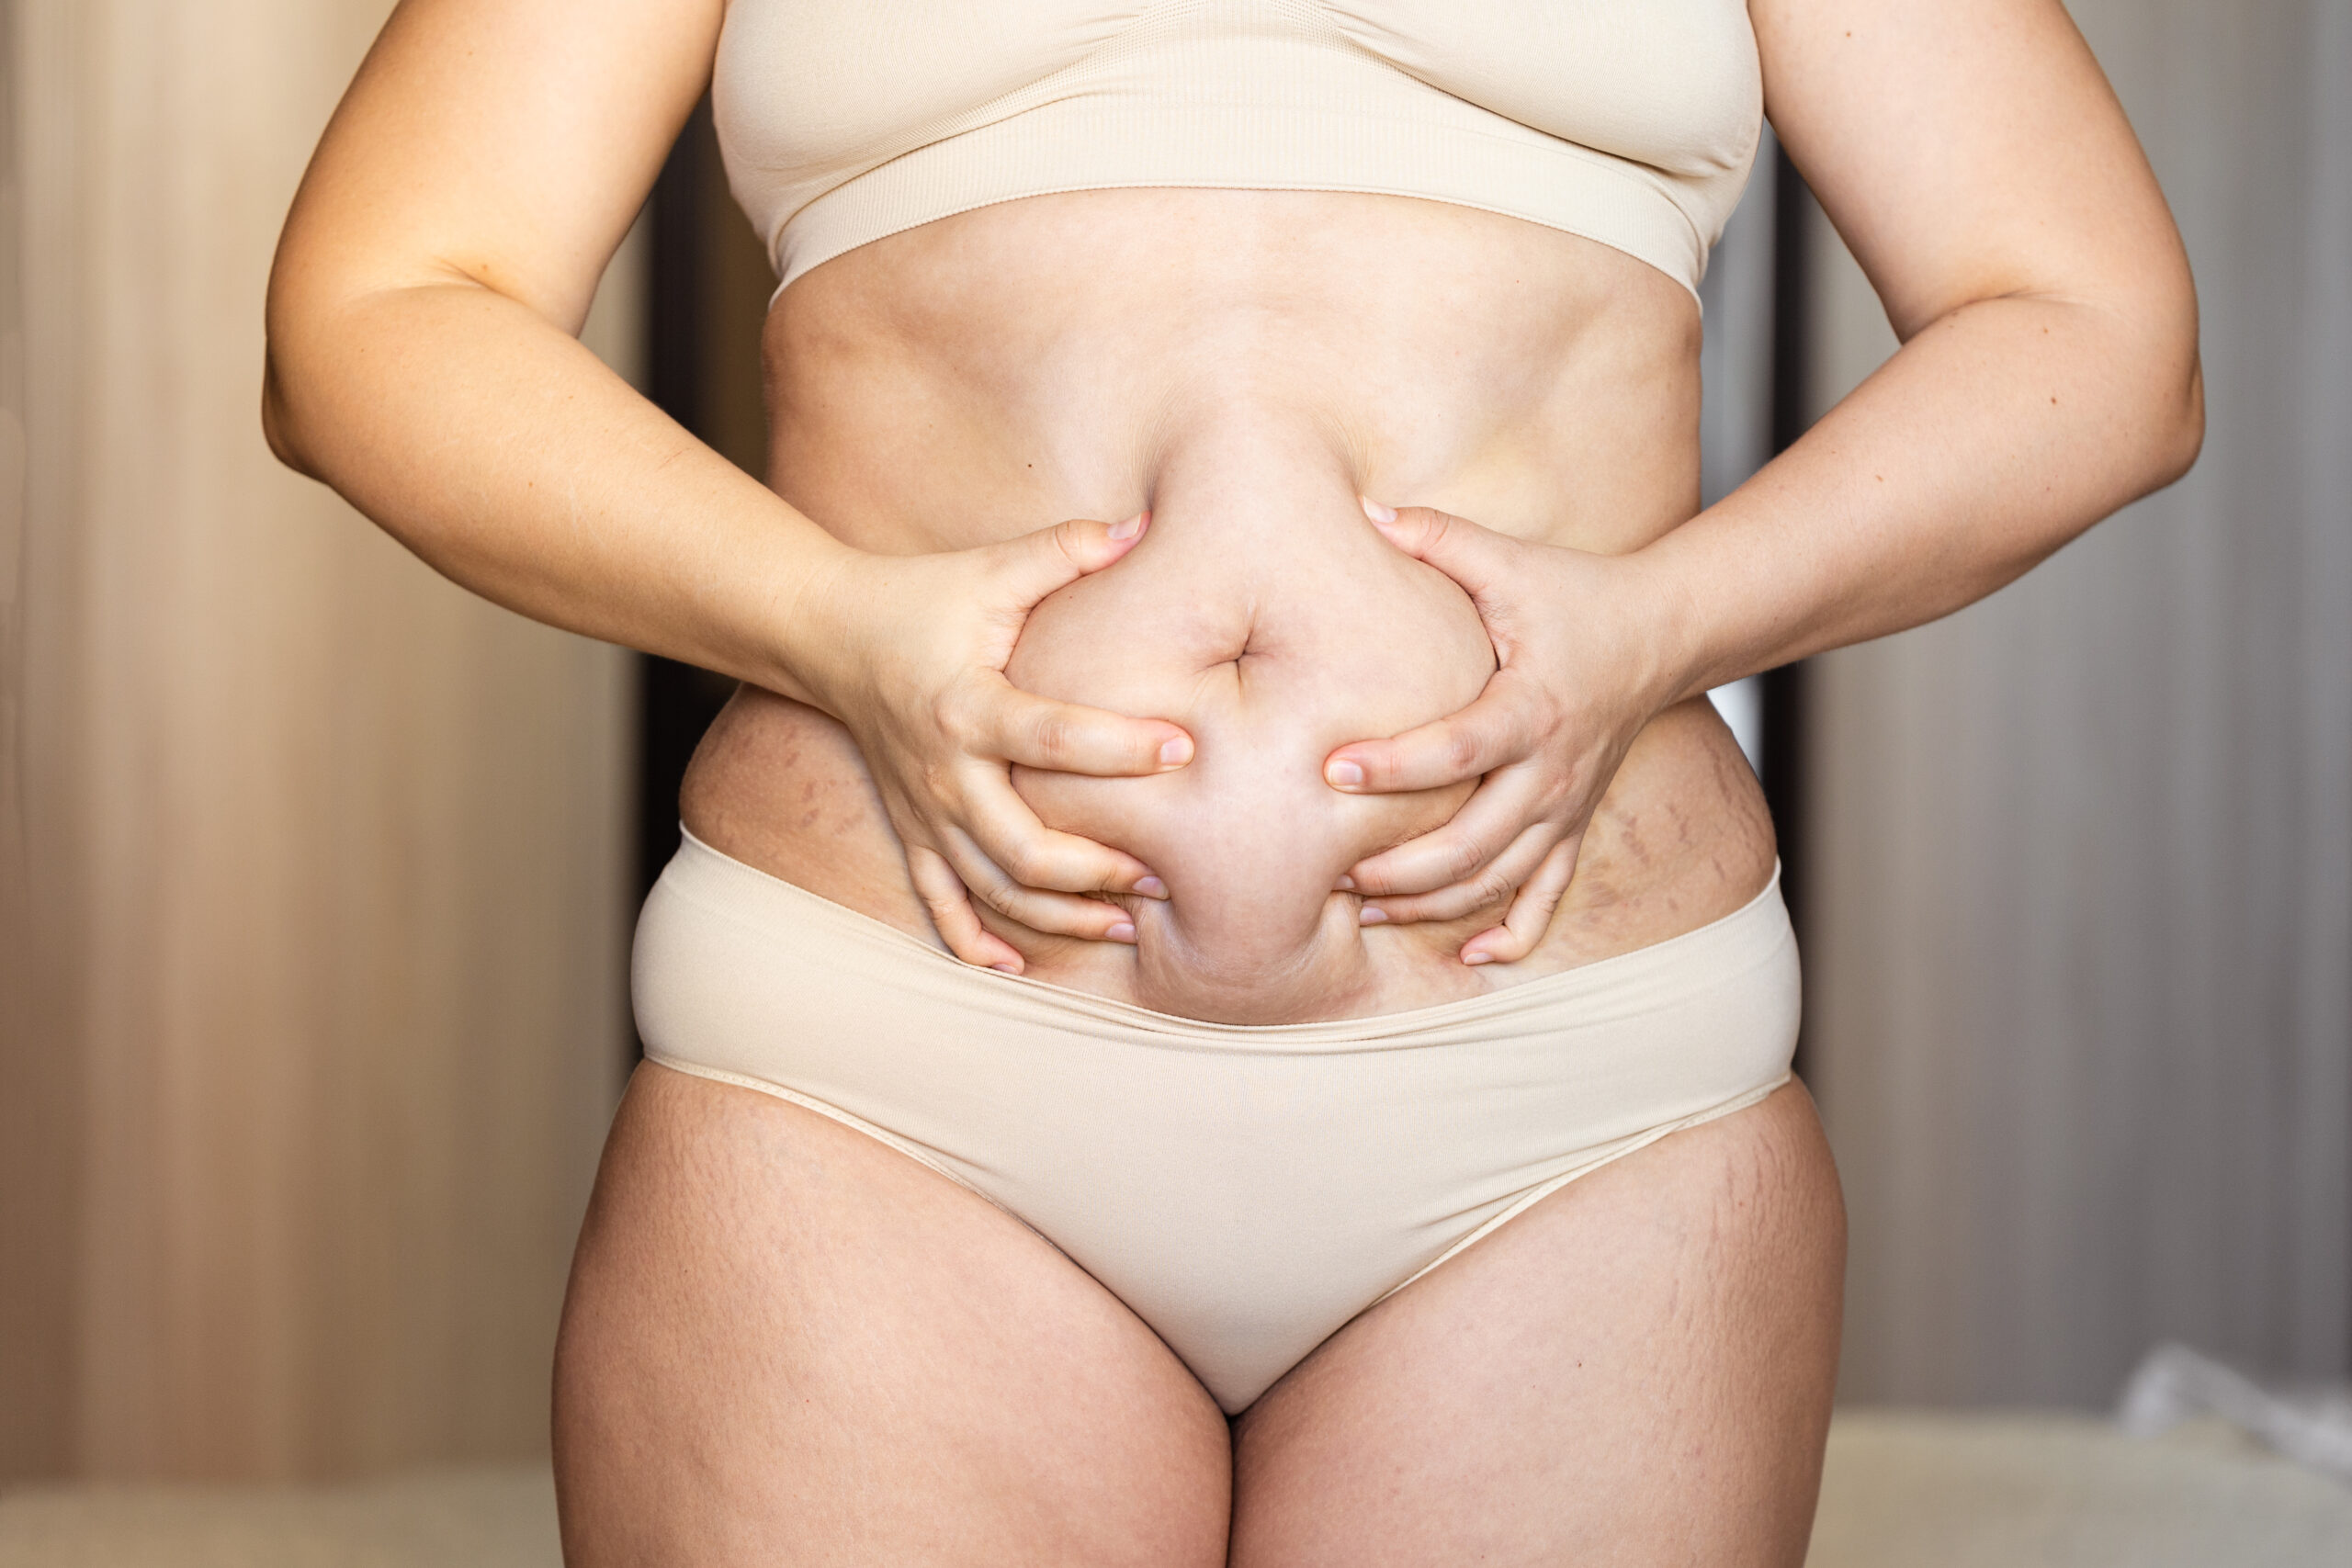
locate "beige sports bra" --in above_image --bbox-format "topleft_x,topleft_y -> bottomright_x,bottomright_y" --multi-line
714,0 -> 1762,302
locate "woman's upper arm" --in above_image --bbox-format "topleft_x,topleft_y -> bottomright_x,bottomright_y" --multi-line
270,0 -> 721,335
1751,0 -> 2196,347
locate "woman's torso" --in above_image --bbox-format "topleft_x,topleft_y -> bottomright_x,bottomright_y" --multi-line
680,186 -> 1776,1024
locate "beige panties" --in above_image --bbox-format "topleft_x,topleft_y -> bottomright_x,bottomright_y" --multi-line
633,829 -> 1797,1413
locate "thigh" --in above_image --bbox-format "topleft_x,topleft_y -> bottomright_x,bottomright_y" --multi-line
554,1061 -> 1231,1567
1229,1081 -> 1845,1567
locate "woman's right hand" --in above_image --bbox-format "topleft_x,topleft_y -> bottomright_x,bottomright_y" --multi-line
792,512 -> 1193,972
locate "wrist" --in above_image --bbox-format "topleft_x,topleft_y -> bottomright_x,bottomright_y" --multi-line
1608,537 -> 1712,718
741,526 -> 865,714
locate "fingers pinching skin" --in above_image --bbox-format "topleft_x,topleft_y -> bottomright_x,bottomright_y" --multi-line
1356,814 -> 1561,927
831,509 -> 1193,964
1461,836 -> 1582,965
1326,500 -> 1532,796
1359,496 -> 1517,600
958,764 -> 1163,897
983,515 -> 1195,781
1333,496 -> 1666,954
1347,762 -> 1555,900
1324,678 -> 1533,795
994,511 -> 1152,607
992,683 -> 1194,778
951,852 -> 1140,947
917,818 -> 1142,971
906,845 -> 1025,972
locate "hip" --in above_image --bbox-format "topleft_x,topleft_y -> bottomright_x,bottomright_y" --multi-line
678,683 -> 1777,1022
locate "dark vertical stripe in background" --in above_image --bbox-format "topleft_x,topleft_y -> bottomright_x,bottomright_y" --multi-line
637,97 -> 769,926
1765,142 -> 1815,1077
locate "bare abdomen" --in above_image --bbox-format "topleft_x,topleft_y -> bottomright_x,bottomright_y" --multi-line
1005,421 -> 1494,1021
681,188 -> 1776,1025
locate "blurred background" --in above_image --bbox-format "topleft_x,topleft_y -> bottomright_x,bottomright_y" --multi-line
1,0 -> 2346,1555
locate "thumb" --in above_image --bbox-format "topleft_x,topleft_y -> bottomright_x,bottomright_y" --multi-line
992,511 -> 1150,608
1361,498 -> 1515,601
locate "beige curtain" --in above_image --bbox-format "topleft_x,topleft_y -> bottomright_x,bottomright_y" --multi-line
1805,0 -> 2352,1406
1,0 -> 632,1481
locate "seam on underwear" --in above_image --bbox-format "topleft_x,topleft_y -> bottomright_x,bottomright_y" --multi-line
1369,1071 -> 1795,1306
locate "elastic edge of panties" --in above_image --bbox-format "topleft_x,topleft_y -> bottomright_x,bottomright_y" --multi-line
1369,1071 -> 1796,1307
641,1051 -> 1019,1227
647,1051 -> 1794,1386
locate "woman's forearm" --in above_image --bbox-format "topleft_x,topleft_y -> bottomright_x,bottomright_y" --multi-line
1650,0 -> 2211,707
266,0 -> 1200,963
265,276 -> 845,706
1324,286 -> 2200,943
266,267 -> 1199,960
1642,286 -> 2204,705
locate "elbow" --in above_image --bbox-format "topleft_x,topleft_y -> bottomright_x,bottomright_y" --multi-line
259,349 -> 314,478
260,262 -> 325,479
2109,267 -> 2205,500
2135,261 -> 2201,491
260,251 -> 342,481
2150,349 -> 2206,491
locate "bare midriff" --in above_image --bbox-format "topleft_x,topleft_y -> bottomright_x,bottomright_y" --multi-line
681,188 -> 1776,1025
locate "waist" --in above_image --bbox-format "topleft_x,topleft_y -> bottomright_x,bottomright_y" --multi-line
643,827 -> 1796,1050
684,189 -> 1769,1023
684,679 -> 1774,1024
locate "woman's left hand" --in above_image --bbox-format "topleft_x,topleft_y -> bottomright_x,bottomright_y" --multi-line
1325,498 -> 1687,965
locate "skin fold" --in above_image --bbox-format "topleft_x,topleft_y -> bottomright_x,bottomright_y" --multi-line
692,187 -> 1770,1024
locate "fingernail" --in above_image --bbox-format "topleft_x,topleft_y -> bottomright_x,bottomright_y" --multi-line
1107,920 -> 1136,943
1463,950 -> 1494,965
1108,512 -> 1146,541
1134,875 -> 1168,897
1159,736 -> 1193,767
1361,496 -> 1397,525
1326,760 -> 1364,788
991,962 -> 1022,975
1334,873 -> 1356,891
1359,906 -> 1387,926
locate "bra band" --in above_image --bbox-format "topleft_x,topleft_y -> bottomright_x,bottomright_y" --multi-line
715,0 -> 1764,302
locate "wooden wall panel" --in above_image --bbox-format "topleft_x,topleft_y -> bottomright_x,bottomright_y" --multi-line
1804,0 -> 2352,1407
3,0 -> 632,1481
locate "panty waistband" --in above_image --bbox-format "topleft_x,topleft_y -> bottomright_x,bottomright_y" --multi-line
653,827 -> 1795,1054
